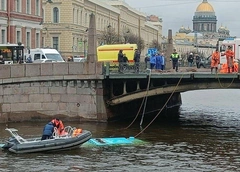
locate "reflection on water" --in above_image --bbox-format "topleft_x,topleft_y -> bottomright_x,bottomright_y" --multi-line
1,89 -> 240,172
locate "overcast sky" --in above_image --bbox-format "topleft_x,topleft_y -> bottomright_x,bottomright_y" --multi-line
124,0 -> 240,37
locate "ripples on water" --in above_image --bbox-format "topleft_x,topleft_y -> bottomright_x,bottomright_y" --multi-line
1,89 -> 240,172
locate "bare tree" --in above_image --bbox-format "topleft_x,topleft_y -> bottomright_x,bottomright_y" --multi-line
100,26 -> 119,45
99,27 -> 145,52
149,39 -> 161,51
126,33 -> 145,52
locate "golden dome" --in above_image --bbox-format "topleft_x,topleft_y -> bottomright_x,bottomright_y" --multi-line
196,0 -> 214,12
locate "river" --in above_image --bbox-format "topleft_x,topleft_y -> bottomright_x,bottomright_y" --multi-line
1,89 -> 240,172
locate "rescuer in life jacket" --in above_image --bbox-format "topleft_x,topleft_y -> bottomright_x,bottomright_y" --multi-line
51,118 -> 65,136
211,49 -> 220,74
223,46 -> 234,73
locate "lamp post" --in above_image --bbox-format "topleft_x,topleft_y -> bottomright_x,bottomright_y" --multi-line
17,42 -> 22,63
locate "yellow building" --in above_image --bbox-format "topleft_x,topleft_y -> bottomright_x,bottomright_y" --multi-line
42,0 -> 162,59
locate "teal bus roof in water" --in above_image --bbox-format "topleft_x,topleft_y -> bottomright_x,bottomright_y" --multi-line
1,137 -> 146,149
82,137 -> 146,147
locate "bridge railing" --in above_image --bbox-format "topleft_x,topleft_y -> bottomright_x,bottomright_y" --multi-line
0,62 -> 104,81
103,62 -> 151,75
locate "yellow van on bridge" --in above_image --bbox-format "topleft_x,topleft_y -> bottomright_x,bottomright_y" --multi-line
97,44 -> 137,63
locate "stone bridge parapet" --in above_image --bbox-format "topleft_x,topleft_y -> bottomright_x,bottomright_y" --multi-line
0,62 -> 107,123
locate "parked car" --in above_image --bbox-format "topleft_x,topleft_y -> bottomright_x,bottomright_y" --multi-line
32,59 -> 58,63
73,56 -> 86,62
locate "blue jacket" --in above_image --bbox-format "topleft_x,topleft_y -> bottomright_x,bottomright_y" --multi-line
42,122 -> 55,136
150,55 -> 156,64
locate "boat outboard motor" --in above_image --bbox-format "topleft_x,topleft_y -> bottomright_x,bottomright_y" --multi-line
2,137 -> 19,150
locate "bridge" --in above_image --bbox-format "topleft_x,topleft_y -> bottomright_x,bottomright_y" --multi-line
0,62 -> 239,123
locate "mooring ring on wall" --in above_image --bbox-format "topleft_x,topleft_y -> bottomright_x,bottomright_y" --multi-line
77,103 -> 80,107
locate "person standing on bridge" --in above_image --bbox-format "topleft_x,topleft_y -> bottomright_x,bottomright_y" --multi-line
134,49 -> 141,73
187,53 -> 194,67
223,46 -> 234,73
170,49 -> 180,72
118,50 -> 124,73
211,49 -> 220,74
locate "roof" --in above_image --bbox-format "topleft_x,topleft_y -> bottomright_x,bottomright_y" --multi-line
196,0 -> 214,12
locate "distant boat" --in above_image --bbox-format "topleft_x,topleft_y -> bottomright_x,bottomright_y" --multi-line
1,127 -> 92,154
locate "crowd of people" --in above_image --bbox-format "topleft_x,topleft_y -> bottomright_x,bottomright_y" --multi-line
169,46 -> 236,74
148,52 -> 166,70
118,49 -> 140,73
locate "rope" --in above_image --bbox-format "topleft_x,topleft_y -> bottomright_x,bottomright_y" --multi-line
140,69 -> 152,126
124,69 -> 152,129
134,73 -> 185,138
215,71 -> 237,88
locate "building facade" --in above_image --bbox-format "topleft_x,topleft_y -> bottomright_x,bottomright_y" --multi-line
174,0 -> 232,58
0,0 -> 42,49
42,0 -> 162,59
193,0 -> 217,33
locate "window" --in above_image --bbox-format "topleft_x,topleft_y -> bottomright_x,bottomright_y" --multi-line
1,29 -> 6,43
77,10 -> 79,24
42,9 -> 44,22
26,32 -> 30,48
26,0 -> 30,14
36,0 -> 40,15
80,11 -> 83,25
42,37 -> 44,47
34,54 -> 40,60
1,0 -> 6,10
15,0 -> 21,12
73,8 -> 75,23
52,37 -> 59,50
16,31 -> 21,43
85,13 -> 87,26
36,33 -> 40,48
53,7 -> 59,23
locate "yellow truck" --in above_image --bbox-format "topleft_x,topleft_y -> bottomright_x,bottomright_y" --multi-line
97,44 -> 137,63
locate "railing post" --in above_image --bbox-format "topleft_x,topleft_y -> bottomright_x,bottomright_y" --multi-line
123,81 -> 127,94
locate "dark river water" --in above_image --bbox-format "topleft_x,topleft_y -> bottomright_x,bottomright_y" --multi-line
1,89 -> 240,172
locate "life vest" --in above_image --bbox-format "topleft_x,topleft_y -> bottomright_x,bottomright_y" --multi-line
72,128 -> 82,137
57,120 -> 65,135
171,53 -> 179,59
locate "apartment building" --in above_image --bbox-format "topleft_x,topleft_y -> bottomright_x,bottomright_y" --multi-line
0,0 -> 42,49
42,0 -> 162,58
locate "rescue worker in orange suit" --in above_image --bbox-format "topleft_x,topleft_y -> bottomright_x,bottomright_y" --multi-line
211,49 -> 220,74
223,46 -> 234,73
51,118 -> 65,136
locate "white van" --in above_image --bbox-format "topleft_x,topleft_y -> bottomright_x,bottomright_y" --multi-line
27,48 -> 65,62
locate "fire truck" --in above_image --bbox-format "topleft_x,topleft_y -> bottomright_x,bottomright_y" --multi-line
217,37 -> 240,72
219,37 -> 240,64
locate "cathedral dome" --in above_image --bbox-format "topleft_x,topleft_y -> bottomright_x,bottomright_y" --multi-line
179,26 -> 186,33
196,0 -> 214,12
